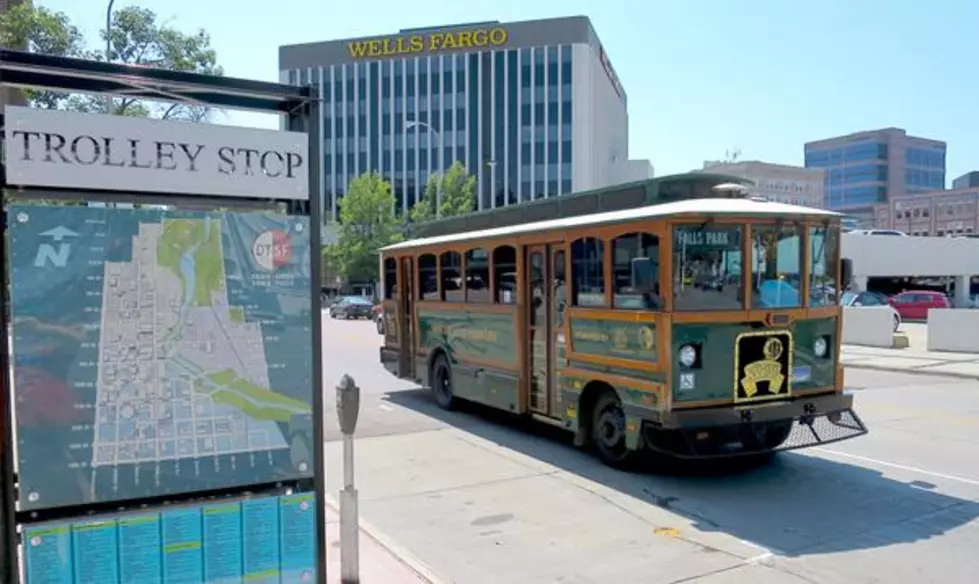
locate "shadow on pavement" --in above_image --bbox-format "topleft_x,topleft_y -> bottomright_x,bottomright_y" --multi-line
384,387 -> 979,558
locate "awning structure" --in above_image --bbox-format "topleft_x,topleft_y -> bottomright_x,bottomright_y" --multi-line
0,48 -> 316,113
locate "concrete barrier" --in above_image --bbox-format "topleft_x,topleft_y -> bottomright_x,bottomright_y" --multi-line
927,308 -> 979,353
843,306 -> 897,348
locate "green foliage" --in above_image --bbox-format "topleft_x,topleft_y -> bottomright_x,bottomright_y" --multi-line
0,3 -> 223,121
103,6 -> 223,121
0,2 -> 94,110
409,161 -> 477,224
328,172 -> 403,282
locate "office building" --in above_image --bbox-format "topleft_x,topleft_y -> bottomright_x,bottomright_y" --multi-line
803,128 -> 946,221
279,16 -> 652,221
698,160 -> 825,208
952,171 -> 979,190
876,187 -> 979,236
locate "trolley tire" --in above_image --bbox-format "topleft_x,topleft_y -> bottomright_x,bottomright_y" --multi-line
590,389 -> 641,471
430,355 -> 457,411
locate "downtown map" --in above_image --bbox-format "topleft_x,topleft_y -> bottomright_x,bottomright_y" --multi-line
8,205 -> 314,511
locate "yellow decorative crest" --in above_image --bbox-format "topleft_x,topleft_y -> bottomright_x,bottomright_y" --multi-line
762,337 -> 783,361
638,326 -> 655,351
613,327 -> 628,350
741,336 -> 786,398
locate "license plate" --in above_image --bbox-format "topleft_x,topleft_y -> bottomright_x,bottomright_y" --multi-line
734,330 -> 793,403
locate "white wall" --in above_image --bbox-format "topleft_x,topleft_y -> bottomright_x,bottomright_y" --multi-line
843,232 -> 979,277
571,43 -> 650,193
842,307 -> 896,348
927,309 -> 979,352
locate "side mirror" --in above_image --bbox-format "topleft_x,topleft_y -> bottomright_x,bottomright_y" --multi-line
841,258 -> 853,290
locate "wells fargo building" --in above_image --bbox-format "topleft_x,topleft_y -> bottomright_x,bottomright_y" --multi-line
279,16 -> 652,221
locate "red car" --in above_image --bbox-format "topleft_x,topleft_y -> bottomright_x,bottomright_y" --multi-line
888,290 -> 950,321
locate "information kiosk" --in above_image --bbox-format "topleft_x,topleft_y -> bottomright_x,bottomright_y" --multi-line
0,49 -> 324,583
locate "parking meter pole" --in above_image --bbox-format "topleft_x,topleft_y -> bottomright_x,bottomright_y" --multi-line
336,375 -> 361,584
340,436 -> 358,584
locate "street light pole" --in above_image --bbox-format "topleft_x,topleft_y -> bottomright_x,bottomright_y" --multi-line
105,0 -> 115,114
406,120 -> 443,218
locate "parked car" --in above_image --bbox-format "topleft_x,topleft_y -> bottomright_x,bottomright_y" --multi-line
850,229 -> 909,236
887,290 -> 950,321
372,304 -> 385,334
329,296 -> 374,319
841,291 -> 901,332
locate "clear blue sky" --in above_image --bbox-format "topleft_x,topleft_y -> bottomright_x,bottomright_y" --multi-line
42,0 -> 977,185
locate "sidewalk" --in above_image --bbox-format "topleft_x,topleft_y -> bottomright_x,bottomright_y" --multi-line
843,344 -> 979,379
324,499 -> 434,583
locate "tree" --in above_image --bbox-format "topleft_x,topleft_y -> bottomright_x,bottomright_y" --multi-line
0,3 -> 223,121
328,172 -> 403,283
409,161 -> 477,224
103,6 -> 223,121
0,3 -> 93,110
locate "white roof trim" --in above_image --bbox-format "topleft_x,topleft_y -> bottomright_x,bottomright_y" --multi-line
382,198 -> 840,252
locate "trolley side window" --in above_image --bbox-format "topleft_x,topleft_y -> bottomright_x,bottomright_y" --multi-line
571,237 -> 606,307
493,245 -> 517,304
612,232 -> 661,310
440,251 -> 464,302
383,257 -> 398,300
466,248 -> 491,303
418,253 -> 439,300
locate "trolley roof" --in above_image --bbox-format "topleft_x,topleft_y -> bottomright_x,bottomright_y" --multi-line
382,197 -> 840,252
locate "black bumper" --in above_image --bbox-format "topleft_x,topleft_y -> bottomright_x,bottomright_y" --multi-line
641,393 -> 868,459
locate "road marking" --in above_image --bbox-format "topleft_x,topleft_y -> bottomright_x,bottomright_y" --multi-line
858,403 -> 979,427
812,448 -> 979,487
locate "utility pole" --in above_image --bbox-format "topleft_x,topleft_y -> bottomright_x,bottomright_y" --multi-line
105,0 -> 115,114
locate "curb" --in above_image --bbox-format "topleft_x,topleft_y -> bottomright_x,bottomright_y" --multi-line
323,491 -> 445,584
845,362 -> 979,381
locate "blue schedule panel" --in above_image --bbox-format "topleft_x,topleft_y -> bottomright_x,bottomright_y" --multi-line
72,519 -> 119,583
162,507 -> 204,584
243,496 -> 281,583
279,493 -> 317,583
21,492 -> 318,584
119,513 -> 162,584
203,502 -> 243,583
23,524 -> 72,584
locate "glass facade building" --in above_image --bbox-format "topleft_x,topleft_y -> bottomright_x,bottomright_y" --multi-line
280,17 -> 651,223
803,128 -> 946,215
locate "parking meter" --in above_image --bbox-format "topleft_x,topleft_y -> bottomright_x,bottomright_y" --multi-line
336,374 -> 361,436
336,374 -> 361,581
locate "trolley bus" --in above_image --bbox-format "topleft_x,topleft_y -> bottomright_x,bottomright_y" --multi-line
378,176 -> 868,469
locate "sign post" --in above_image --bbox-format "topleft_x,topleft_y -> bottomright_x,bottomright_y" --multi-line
0,49 -> 324,584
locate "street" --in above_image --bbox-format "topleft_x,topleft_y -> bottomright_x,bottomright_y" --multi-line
321,315 -> 979,584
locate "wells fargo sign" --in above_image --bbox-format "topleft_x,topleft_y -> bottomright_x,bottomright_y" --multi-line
348,27 -> 509,59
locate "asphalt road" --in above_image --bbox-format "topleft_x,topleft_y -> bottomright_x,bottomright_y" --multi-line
322,314 -> 979,584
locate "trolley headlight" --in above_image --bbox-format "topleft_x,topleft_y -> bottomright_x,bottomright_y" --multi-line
813,336 -> 828,358
678,344 -> 697,368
